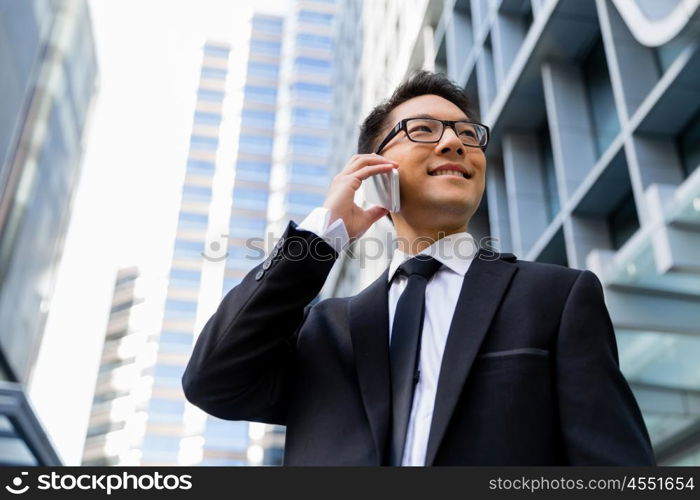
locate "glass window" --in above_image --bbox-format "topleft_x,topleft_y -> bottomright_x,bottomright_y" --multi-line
164,299 -> 198,318
298,10 -> 334,24
182,184 -> 212,201
142,435 -> 181,453
250,40 -> 281,56
197,88 -> 225,103
584,39 -> 620,158
194,111 -> 222,126
678,110 -> 700,178
239,134 -> 273,154
290,82 -> 332,102
247,61 -> 279,80
168,268 -> 201,288
607,192 -> 640,250
235,161 -> 270,182
203,45 -> 230,59
296,34 -> 334,50
178,211 -> 208,230
203,418 -> 249,451
232,187 -> 268,210
201,67 -> 227,79
291,108 -> 331,128
288,191 -> 325,206
229,216 -> 266,239
252,17 -> 283,33
173,238 -> 203,259
244,85 -> 277,104
290,163 -> 327,177
290,134 -> 330,156
186,159 -> 215,174
241,109 -> 276,129
190,135 -> 218,151
294,56 -> 332,74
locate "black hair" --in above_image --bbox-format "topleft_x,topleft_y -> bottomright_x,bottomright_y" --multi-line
357,71 -> 476,155
357,71 -> 477,224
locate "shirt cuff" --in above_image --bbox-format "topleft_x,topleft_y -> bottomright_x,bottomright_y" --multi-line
297,207 -> 350,255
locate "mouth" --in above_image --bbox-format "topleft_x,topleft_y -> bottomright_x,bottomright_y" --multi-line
427,164 -> 472,179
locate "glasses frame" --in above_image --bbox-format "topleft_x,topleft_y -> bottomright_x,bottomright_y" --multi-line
374,117 -> 490,154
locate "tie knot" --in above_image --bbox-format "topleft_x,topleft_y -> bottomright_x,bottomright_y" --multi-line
398,255 -> 442,280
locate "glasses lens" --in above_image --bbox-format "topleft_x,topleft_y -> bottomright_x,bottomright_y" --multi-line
405,118 -> 443,142
456,122 -> 487,147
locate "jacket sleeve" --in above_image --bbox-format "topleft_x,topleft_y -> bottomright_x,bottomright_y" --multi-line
555,269 -> 656,465
181,220 -> 338,425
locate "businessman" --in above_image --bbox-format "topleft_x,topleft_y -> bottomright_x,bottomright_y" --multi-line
182,71 -> 655,466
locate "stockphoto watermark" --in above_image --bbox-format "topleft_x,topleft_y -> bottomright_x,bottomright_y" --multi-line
3,470 -> 192,495
201,231 -> 503,267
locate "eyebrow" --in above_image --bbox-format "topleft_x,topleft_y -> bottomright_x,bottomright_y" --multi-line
409,113 -> 471,121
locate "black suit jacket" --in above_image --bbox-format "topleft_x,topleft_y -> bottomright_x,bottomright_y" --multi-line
182,221 -> 656,465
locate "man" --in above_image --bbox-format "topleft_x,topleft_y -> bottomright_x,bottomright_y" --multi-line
182,71 -> 655,466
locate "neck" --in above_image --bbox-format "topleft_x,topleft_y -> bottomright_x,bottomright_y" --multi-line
393,218 -> 468,255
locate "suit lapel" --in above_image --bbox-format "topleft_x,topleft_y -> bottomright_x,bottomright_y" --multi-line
424,250 -> 517,465
349,267 -> 391,465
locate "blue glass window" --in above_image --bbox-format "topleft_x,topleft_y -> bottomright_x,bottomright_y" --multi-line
203,45 -> 230,59
298,10 -> 334,24
186,159 -> 215,174
250,40 -> 281,56
142,435 -> 181,453
290,82 -> 332,102
197,88 -> 225,102
235,161 -> 270,182
194,111 -> 222,126
288,191 -> 325,206
239,134 -> 273,154
173,238 -> 203,259
244,85 -> 277,104
241,109 -> 276,129
290,134 -> 330,156
296,34 -> 334,50
178,211 -> 208,230
164,299 -> 198,318
169,268 -> 201,288
203,418 -> 249,451
247,61 -> 279,80
229,216 -> 266,239
159,331 -> 194,354
222,276 -> 242,293
201,67 -> 227,79
291,108 -> 331,128
190,135 -> 218,151
289,163 -> 328,186
182,185 -> 212,201
252,17 -> 283,33
295,56 -> 332,74
584,39 -> 619,157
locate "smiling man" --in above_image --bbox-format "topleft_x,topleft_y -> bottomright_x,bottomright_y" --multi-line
182,71 -> 655,466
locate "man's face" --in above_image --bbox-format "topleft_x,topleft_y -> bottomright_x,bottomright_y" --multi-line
377,94 -> 486,232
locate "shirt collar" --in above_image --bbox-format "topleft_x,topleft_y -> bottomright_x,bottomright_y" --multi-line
388,231 -> 478,282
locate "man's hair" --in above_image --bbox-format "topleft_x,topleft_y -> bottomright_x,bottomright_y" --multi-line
357,71 -> 476,155
357,71 -> 477,224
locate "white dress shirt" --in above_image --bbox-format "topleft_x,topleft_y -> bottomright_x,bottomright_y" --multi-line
298,207 -> 477,465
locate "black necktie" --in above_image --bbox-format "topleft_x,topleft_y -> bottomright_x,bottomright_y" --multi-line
388,255 -> 443,466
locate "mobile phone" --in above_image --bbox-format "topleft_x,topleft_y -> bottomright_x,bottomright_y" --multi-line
362,168 -> 400,212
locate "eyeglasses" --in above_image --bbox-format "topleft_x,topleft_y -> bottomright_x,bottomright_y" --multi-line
374,117 -> 490,154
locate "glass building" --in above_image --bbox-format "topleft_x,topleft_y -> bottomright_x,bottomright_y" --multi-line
0,0 -> 98,465
327,0 -> 700,465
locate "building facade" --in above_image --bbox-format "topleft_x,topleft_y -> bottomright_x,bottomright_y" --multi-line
0,0 -> 98,465
327,0 -> 700,465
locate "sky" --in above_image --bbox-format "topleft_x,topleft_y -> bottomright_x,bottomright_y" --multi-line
28,0 -> 289,466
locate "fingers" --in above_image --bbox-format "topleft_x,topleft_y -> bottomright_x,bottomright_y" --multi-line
353,162 -> 397,182
343,153 -> 397,175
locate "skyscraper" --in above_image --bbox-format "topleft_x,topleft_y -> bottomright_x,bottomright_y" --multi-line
332,0 -> 700,465
0,0 -> 98,466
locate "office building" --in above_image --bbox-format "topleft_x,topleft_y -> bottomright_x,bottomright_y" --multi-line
328,0 -> 700,465
0,0 -> 98,466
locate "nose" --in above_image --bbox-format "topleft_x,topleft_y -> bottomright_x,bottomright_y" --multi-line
434,125 -> 464,157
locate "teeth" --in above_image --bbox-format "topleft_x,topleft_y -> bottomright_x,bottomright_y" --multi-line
431,169 -> 466,178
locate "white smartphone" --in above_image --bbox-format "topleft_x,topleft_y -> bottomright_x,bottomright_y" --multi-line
363,168 -> 400,212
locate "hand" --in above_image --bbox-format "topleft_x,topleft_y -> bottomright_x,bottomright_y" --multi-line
323,154 -> 399,240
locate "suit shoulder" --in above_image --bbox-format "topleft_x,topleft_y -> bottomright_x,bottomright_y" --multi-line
492,252 -> 582,284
